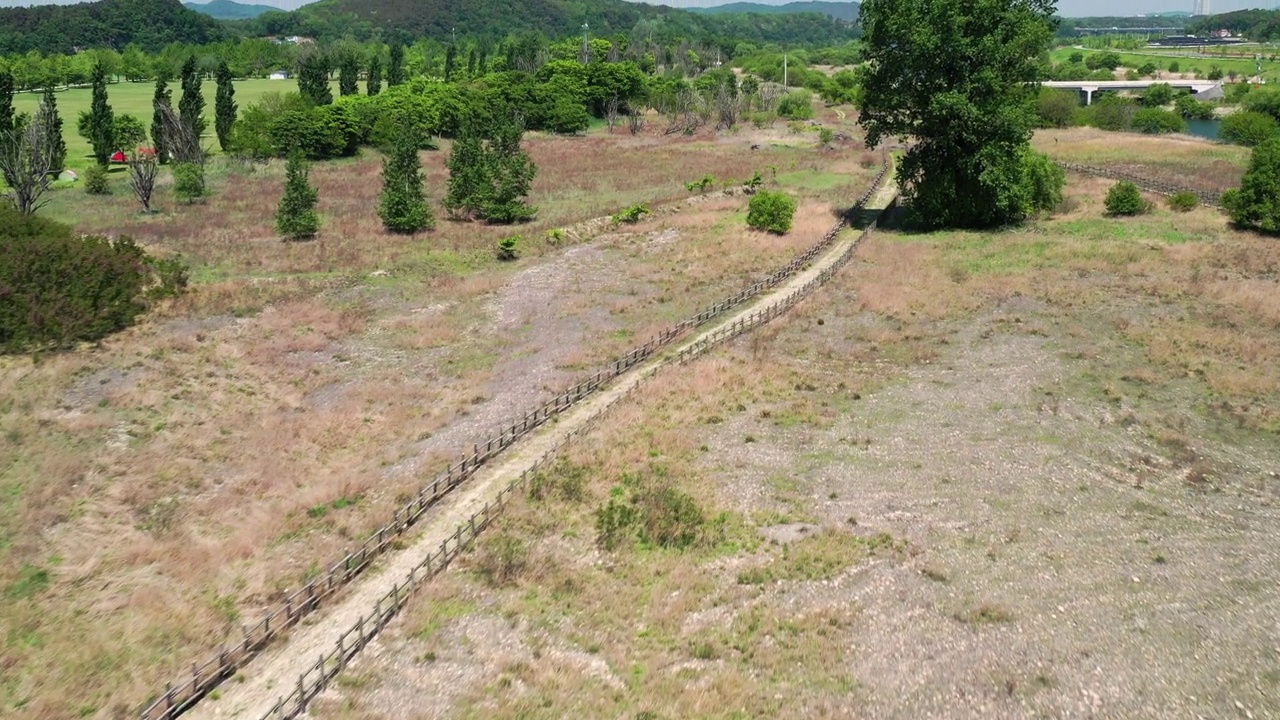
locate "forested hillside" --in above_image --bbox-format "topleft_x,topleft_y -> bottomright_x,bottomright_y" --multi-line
0,0 -> 226,55
242,0 -> 857,47
185,0 -> 278,20
1187,9 -> 1280,41
692,2 -> 860,23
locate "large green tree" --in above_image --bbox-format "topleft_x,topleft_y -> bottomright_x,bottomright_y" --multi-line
215,60 -> 237,152
152,77 -> 173,164
179,55 -> 206,138
339,53 -> 360,96
367,56 -> 383,96
388,43 -> 406,87
857,0 -> 1063,228
40,86 -> 65,173
298,53 -> 333,106
88,62 -> 115,167
379,133 -> 434,233
1223,137 -> 1280,234
0,71 -> 14,137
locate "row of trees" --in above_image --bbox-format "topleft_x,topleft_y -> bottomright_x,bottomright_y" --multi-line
276,117 -> 537,240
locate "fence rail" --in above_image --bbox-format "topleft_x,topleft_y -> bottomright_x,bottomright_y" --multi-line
258,175 -> 901,720
1055,161 -> 1223,208
138,158 -> 892,720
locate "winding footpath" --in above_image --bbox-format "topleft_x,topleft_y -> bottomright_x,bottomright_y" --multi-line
187,167 -> 899,720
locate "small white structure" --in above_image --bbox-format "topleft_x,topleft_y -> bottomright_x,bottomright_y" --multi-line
269,71 -> 289,81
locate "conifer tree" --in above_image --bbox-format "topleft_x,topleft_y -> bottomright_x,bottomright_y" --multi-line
445,44 -> 458,82
367,56 -> 382,96
151,77 -> 172,164
298,53 -> 332,106
379,134 -> 434,233
388,43 -> 406,87
214,60 -> 236,153
88,62 -> 115,167
481,116 -> 537,223
339,53 -> 359,96
444,126 -> 489,220
0,71 -> 14,137
179,55 -> 206,137
276,152 -> 320,239
40,86 -> 65,173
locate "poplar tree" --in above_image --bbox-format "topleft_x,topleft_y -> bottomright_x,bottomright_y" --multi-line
367,56 -> 382,96
379,134 -> 433,233
388,43 -> 406,87
40,87 -> 65,173
339,53 -> 359,96
0,71 -> 14,137
179,55 -> 206,137
88,62 -> 115,166
214,60 -> 236,152
298,53 -> 332,106
151,77 -> 172,164
276,152 -> 320,239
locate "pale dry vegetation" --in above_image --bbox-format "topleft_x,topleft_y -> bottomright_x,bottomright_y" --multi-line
0,116 -> 881,717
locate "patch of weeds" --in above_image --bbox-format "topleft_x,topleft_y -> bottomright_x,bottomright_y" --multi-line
416,598 -> 476,641
529,460 -> 588,503
690,640 -> 718,660
476,533 -> 528,588
6,565 -> 50,600
595,477 -> 714,552
921,564 -> 950,583
736,529 -> 898,585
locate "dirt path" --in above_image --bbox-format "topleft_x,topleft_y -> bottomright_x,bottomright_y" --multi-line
188,180 -> 895,720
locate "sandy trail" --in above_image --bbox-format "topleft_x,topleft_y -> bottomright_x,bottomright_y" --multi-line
189,180 -> 895,720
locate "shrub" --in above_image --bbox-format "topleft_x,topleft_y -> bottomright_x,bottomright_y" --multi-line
496,234 -> 520,260
1175,94 -> 1216,120
1088,95 -> 1135,131
1104,181 -> 1148,216
1130,108 -> 1185,134
1223,136 -> 1280,234
545,228 -> 566,245
594,482 -> 708,551
475,533 -> 527,587
776,90 -> 815,120
1168,61 -> 1180,73
1207,67 -> 1224,81
1167,190 -> 1198,212
84,164 -> 110,195
1220,110 -> 1279,147
612,203 -> 650,225
0,208 -> 186,353
1141,83 -> 1174,107
745,170 -> 764,190
818,127 -> 835,145
747,190 -> 798,234
1036,88 -> 1080,128
173,162 -> 205,203
685,175 -> 715,193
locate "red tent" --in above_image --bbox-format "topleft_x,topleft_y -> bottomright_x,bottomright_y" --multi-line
110,151 -> 127,164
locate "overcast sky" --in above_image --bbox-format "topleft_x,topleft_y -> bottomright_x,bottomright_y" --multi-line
0,0 -> 1274,19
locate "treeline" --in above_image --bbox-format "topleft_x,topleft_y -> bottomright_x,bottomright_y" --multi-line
239,0 -> 857,49
0,0 -> 225,56
1056,15 -> 1187,37
1186,9 -> 1280,42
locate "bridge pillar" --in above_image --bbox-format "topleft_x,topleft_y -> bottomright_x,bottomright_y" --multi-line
1083,88 -> 1095,106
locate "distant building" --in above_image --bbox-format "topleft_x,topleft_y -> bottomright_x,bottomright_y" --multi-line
269,71 -> 290,81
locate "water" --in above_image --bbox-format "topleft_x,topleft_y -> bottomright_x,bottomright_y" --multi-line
1183,118 -> 1222,141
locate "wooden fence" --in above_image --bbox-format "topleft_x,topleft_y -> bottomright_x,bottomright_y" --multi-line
138,158 -> 892,720
256,180 -> 901,720
1055,161 -> 1223,208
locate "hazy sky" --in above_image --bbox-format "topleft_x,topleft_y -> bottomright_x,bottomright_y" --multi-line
0,0 -> 1273,18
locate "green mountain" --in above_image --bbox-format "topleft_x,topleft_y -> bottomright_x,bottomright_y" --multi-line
0,0 -> 225,55
692,2 -> 860,23
185,0 -> 277,20
250,0 -> 857,47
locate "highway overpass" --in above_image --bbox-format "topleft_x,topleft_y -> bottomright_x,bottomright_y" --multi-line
1041,79 -> 1223,104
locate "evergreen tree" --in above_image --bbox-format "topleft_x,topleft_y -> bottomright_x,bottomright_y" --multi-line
179,55 -> 206,138
0,71 -> 14,137
388,43 -> 406,87
298,53 -> 333,106
467,48 -> 477,77
481,116 -> 537,224
445,44 -> 458,82
367,56 -> 382,96
379,134 -> 434,233
39,86 -> 65,173
339,53 -> 359,96
88,62 -> 115,167
444,126 -> 490,219
214,60 -> 236,153
151,77 -> 172,165
276,152 -> 320,239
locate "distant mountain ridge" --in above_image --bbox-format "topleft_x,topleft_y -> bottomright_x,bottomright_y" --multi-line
184,0 -> 278,19
0,0 -> 224,55
691,1 -> 860,22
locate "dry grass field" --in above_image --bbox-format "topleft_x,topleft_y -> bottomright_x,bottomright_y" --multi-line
307,143 -> 1280,719
0,113 -> 881,718
1033,127 -> 1250,196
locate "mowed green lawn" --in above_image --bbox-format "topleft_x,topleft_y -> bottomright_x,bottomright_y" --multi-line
1049,46 -> 1280,82
11,78 -> 341,173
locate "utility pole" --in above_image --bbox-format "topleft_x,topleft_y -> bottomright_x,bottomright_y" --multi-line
581,23 -> 590,65
783,52 -> 788,89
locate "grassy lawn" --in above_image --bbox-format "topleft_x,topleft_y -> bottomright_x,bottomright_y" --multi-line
9,78 -> 339,174
1049,46 -> 1280,82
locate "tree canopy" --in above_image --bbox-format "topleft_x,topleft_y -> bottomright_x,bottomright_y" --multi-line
857,0 -> 1062,228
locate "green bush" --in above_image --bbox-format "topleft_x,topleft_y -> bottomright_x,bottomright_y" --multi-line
0,207 -> 186,353
1104,181 -> 1148,216
1036,88 -> 1081,128
1220,110 -> 1279,148
1223,137 -> 1280,234
1175,94 -> 1216,121
173,162 -> 205,203
1130,108 -> 1185,134
84,164 -> 110,195
1167,190 -> 1198,212
1087,95 -> 1135,131
268,106 -> 361,160
818,127 -> 835,145
685,175 -> 716,193
1141,83 -> 1174,107
594,482 -> 709,552
776,90 -> 815,121
475,533 -> 527,587
746,170 -> 764,190
496,235 -> 520,260
612,203 -> 650,225
747,190 -> 798,234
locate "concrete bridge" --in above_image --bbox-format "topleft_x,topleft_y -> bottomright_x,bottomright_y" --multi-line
1042,79 -> 1223,105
